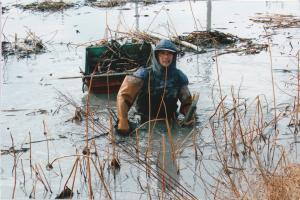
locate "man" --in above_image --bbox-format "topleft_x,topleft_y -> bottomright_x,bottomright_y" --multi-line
116,39 -> 193,135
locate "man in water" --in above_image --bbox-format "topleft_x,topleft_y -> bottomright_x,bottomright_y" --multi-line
116,39 -> 193,135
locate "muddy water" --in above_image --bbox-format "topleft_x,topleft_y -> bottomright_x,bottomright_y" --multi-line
1,0 -> 300,199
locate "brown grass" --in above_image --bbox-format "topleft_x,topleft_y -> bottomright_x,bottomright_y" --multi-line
258,164 -> 300,200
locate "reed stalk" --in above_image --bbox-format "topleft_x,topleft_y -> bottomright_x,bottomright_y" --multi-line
32,164 -> 49,192
10,134 -> 17,199
29,131 -> 33,178
37,163 -> 52,193
161,134 -> 166,196
63,157 -> 79,191
265,27 -> 277,132
71,156 -> 79,193
296,50 -> 300,131
136,129 -> 140,162
42,120 -> 51,167
90,158 -> 112,199
20,159 -> 27,194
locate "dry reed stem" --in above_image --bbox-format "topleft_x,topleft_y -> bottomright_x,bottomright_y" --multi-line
92,142 -> 112,199
20,159 -> 27,194
161,135 -> 166,195
42,120 -> 51,166
146,68 -> 153,177
32,164 -> 49,192
29,179 -> 37,198
63,157 -> 79,192
136,129 -> 140,162
254,164 -> 300,200
146,6 -> 165,31
29,132 -> 33,178
85,68 -> 96,199
296,51 -> 300,130
10,134 -> 17,199
71,156 -> 79,193
264,27 -> 277,133
37,163 -> 52,193
58,92 -> 197,199
188,0 -> 199,31
90,158 -> 112,199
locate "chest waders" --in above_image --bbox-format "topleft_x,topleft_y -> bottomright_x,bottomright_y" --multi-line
136,69 -> 180,122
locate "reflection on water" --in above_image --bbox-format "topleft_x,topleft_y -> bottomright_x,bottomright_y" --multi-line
156,134 -> 179,192
132,120 -> 193,192
81,92 -> 117,110
135,0 -> 140,31
206,0 -> 212,31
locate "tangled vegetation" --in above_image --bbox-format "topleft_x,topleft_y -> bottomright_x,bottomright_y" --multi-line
15,1 -> 75,12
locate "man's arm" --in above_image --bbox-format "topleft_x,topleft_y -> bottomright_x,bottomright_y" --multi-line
117,75 -> 144,134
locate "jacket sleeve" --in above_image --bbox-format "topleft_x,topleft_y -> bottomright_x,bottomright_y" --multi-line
179,85 -> 193,115
117,75 -> 144,132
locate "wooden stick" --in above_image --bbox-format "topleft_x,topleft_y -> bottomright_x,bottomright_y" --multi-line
145,31 -> 203,52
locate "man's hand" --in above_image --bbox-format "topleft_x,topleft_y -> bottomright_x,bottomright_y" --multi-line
118,118 -> 129,131
115,119 -> 132,136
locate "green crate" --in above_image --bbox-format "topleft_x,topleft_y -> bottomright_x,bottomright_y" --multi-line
85,41 -> 152,75
85,44 -> 109,75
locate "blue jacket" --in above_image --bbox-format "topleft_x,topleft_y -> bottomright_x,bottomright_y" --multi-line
133,39 -> 189,119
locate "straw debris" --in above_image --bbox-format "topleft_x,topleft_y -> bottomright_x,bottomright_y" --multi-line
90,0 -> 125,8
250,13 -> 300,29
256,164 -> 300,200
179,30 -> 239,48
88,40 -> 152,74
178,30 -> 268,55
2,32 -> 46,58
15,1 -> 75,12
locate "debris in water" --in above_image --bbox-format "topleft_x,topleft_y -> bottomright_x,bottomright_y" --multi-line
46,163 -> 54,171
1,147 -> 29,155
254,164 -> 300,200
26,109 -> 48,116
177,30 -> 268,55
88,0 -> 125,8
72,107 -> 83,123
14,1 -> 75,12
178,30 -> 239,48
1,32 -> 46,58
250,13 -> 300,29
55,186 -> 73,199
111,157 -> 120,170
82,146 -> 90,155
2,6 -> 9,14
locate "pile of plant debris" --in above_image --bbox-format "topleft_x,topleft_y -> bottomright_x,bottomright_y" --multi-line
2,33 -> 46,58
177,30 -> 268,55
250,13 -> 300,29
93,40 -> 152,73
88,0 -> 125,8
178,30 -> 241,48
14,1 -> 75,12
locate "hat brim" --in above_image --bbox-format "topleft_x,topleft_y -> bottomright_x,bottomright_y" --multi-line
155,48 -> 176,53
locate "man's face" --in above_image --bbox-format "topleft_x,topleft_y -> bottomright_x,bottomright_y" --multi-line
157,50 -> 174,68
